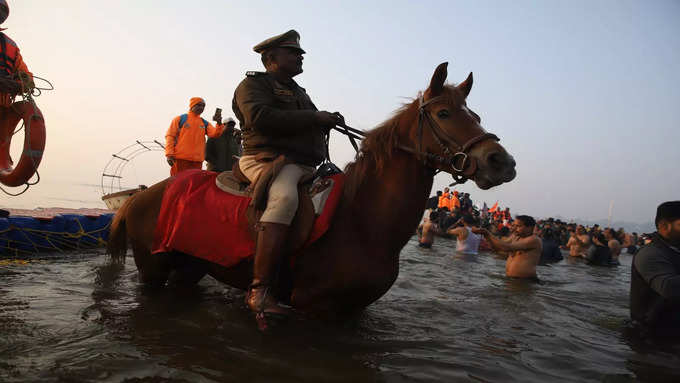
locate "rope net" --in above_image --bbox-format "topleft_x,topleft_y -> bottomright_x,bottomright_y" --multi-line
0,214 -> 113,257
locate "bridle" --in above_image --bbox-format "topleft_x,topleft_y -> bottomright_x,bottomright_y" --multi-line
327,92 -> 500,186
397,92 -> 499,185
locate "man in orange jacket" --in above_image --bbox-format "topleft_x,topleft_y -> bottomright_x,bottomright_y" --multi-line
451,190 -> 461,210
0,0 -> 33,169
438,187 -> 451,210
0,0 -> 33,107
165,97 -> 226,176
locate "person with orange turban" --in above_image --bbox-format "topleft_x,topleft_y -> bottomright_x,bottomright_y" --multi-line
165,97 -> 226,176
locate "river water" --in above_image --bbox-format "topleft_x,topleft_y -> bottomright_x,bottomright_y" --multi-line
1,236 -> 679,382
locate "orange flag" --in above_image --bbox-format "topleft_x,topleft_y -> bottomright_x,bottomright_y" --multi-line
488,201 -> 499,213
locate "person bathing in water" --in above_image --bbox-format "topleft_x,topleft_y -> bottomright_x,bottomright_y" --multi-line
473,215 -> 542,281
567,225 -> 591,258
604,228 -> 622,263
447,214 -> 481,255
418,210 -> 439,249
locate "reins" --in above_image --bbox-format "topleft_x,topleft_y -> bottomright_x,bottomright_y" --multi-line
322,121 -> 364,164
329,92 -> 499,186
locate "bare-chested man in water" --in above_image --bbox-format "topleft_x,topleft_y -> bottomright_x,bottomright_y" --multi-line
566,225 -> 591,258
473,215 -> 542,280
418,210 -> 439,249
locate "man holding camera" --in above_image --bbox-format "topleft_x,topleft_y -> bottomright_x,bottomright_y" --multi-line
165,97 -> 226,176
205,117 -> 241,173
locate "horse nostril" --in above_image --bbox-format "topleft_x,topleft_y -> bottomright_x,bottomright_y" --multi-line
486,152 -> 516,170
487,152 -> 505,168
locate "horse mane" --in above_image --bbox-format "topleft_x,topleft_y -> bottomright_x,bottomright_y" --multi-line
341,101 -> 413,203
342,85 -> 460,203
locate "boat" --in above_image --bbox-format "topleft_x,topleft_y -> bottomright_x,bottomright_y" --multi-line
100,139 -> 164,210
101,185 -> 147,210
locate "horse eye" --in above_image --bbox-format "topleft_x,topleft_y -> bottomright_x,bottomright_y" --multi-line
437,109 -> 450,119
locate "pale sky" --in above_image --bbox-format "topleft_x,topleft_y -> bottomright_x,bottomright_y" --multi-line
2,0 -> 678,226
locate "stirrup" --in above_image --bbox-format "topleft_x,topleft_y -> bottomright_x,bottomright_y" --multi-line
246,285 -> 290,315
246,285 -> 290,331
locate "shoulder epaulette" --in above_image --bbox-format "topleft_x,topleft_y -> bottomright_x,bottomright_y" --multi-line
246,71 -> 265,77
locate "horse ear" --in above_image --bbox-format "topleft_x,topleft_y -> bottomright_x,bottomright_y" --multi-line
427,62 -> 448,97
457,72 -> 473,98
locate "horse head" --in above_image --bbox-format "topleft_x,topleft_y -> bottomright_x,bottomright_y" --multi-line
414,62 -> 516,190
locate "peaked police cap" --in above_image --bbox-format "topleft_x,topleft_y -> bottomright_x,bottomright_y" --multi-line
253,30 -> 305,54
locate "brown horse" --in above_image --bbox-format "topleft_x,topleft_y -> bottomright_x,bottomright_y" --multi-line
108,63 -> 516,316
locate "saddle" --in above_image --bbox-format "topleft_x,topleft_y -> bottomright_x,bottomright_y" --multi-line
215,154 -> 339,255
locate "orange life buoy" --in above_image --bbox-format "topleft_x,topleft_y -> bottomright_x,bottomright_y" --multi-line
0,100 -> 45,187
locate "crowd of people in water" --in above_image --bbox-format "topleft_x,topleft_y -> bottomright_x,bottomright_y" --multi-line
418,187 -> 650,275
418,191 -> 680,338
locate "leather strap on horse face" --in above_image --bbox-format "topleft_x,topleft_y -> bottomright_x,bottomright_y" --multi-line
403,91 -> 499,185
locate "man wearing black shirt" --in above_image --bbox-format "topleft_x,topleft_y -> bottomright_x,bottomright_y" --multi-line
630,201 -> 680,337
426,191 -> 442,210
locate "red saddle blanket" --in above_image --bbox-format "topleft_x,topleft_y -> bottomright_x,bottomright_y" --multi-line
151,169 -> 345,268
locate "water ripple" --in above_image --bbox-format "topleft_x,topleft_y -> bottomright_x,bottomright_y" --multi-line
1,239 -> 679,382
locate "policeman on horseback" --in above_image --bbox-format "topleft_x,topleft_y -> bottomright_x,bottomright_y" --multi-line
232,30 -> 341,318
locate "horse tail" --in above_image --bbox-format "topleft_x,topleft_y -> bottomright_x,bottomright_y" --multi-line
107,195 -> 134,262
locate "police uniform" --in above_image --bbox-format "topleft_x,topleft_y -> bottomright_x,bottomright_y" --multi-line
232,30 -> 325,224
233,30 -> 330,319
